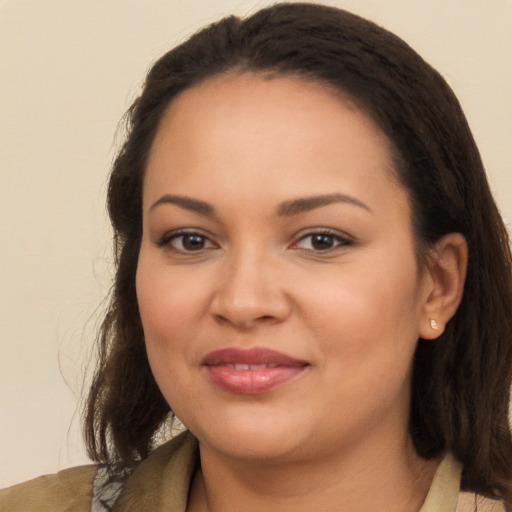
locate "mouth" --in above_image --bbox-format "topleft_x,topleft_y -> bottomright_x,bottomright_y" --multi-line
201,347 -> 309,395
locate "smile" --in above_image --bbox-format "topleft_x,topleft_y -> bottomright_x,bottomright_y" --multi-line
202,348 -> 309,395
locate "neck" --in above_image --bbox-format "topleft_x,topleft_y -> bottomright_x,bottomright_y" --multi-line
187,432 -> 440,512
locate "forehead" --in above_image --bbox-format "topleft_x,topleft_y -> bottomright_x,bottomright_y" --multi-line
144,72 -> 409,219
157,72 -> 384,145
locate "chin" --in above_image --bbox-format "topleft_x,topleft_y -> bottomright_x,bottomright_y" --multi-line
184,413 -> 311,462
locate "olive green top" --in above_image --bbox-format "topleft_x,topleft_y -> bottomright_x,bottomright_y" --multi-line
0,431 -> 505,511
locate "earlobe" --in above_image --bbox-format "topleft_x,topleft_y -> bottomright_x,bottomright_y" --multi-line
419,233 -> 468,340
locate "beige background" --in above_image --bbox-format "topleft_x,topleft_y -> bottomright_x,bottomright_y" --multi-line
1,0 -> 511,488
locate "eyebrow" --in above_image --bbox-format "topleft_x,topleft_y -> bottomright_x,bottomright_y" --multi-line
277,193 -> 371,216
149,192 -> 371,217
149,194 -> 215,216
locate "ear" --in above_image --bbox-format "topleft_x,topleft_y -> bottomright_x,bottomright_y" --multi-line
419,233 -> 468,340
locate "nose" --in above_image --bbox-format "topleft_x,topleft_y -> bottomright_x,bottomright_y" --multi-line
209,250 -> 292,330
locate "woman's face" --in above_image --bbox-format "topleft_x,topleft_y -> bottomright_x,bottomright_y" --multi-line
136,74 -> 432,464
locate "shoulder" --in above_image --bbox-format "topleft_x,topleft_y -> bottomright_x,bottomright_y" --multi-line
457,492 -> 507,512
421,454 -> 507,512
0,433 -> 197,512
112,431 -> 198,511
0,464 -> 97,512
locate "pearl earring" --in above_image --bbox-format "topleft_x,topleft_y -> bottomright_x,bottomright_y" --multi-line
430,318 -> 439,330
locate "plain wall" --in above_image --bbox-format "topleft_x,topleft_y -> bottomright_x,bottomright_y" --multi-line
1,0 -> 511,487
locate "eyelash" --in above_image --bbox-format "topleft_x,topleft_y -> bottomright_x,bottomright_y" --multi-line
156,228 -> 352,254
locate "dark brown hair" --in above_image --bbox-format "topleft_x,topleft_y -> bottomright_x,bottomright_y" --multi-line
84,2 -> 512,504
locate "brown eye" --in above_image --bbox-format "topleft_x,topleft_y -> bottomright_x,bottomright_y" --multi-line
180,234 -> 207,251
159,231 -> 216,252
294,230 -> 351,252
310,234 -> 336,250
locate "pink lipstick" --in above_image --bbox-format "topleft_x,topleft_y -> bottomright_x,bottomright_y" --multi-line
202,347 -> 308,394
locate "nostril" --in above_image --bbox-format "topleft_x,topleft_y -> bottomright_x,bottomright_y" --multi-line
213,312 -> 281,329
214,314 -> 230,324
210,285 -> 292,328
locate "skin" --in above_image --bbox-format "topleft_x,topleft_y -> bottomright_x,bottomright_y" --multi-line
136,73 -> 467,512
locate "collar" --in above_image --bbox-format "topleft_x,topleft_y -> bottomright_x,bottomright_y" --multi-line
419,453 -> 461,511
107,432 -> 502,512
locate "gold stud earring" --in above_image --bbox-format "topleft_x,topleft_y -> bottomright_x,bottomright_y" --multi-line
430,319 -> 439,330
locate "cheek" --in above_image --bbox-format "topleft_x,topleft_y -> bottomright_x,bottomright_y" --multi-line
298,250 -> 423,379
136,258 -> 206,412
135,254 -> 199,380
305,261 -> 421,332
136,253 -> 207,339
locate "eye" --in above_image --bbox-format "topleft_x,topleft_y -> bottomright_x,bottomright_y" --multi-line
158,231 -> 217,252
293,230 -> 351,252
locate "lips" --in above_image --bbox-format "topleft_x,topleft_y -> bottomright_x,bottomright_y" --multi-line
202,347 -> 309,394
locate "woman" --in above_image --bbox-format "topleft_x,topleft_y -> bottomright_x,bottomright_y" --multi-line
2,3 -> 511,511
